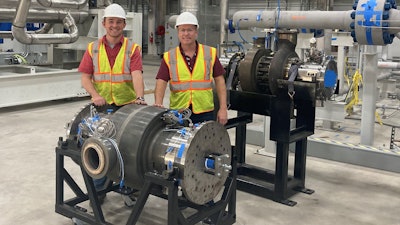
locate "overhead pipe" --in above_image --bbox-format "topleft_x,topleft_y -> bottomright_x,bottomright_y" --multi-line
12,0 -> 79,44
377,72 -> 393,81
378,61 -> 400,69
232,10 -> 354,31
0,31 -> 13,38
0,8 -> 88,24
0,23 -> 53,38
36,0 -> 88,9
231,0 -> 400,46
32,23 -> 54,34
2,0 -> 55,8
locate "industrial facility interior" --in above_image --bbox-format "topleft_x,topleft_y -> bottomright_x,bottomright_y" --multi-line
1,0 -> 400,225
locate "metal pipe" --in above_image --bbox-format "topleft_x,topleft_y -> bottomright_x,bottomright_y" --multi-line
232,10 -> 354,31
0,23 -> 53,38
168,15 -> 178,28
232,8 -> 400,34
3,0 -> 44,8
0,31 -> 13,38
180,0 -> 199,17
360,45 -> 378,146
0,8 -> 88,24
378,61 -> 400,69
377,72 -> 393,81
220,0 -> 228,46
33,23 -> 54,34
12,0 -> 79,44
37,0 -> 88,9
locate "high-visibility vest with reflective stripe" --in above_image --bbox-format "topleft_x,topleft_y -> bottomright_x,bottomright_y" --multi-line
164,44 -> 216,114
88,37 -> 139,106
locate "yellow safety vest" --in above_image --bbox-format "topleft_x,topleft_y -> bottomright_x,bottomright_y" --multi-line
164,44 -> 216,114
88,37 -> 140,106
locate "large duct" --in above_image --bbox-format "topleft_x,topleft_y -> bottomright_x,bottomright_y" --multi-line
67,104 -> 232,205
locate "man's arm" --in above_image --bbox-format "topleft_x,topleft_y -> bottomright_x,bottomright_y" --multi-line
131,70 -> 146,104
154,79 -> 168,107
214,75 -> 228,125
81,73 -> 106,106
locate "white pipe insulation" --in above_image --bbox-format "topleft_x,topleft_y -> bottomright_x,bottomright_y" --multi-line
231,6 -> 400,46
232,9 -> 400,33
232,10 -> 354,31
378,61 -> 400,69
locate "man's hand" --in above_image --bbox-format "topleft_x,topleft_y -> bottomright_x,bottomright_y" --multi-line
91,95 -> 106,106
134,99 -> 147,105
217,108 -> 228,125
134,96 -> 147,105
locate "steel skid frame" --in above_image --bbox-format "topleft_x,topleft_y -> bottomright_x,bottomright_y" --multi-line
55,138 -> 237,225
226,87 -> 316,206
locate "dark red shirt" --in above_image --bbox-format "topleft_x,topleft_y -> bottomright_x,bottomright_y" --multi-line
156,43 -> 226,81
78,35 -> 143,74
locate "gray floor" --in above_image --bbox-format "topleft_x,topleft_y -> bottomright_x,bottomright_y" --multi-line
0,61 -> 399,225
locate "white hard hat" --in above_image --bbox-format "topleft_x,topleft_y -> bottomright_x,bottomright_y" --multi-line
103,4 -> 126,20
175,12 -> 199,29
310,37 -> 317,44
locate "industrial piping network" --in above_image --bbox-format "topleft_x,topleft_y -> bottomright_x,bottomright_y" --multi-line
226,0 -> 400,171
0,0 -> 89,44
230,0 -> 399,46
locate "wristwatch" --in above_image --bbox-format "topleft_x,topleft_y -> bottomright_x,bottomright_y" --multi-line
136,96 -> 145,101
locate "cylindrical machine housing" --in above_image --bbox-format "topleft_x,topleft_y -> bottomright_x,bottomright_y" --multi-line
70,104 -> 232,205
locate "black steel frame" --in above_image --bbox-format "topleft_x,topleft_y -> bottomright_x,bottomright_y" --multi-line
55,138 -> 237,225
226,88 -> 316,206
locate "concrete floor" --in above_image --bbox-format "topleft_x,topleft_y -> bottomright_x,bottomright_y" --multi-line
0,62 -> 399,225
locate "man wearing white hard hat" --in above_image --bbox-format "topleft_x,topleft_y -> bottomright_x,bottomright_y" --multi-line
77,3 -> 145,204
154,12 -> 228,125
79,3 -> 146,108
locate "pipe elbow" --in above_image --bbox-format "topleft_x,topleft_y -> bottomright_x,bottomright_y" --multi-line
12,25 -> 33,44
64,13 -> 79,42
